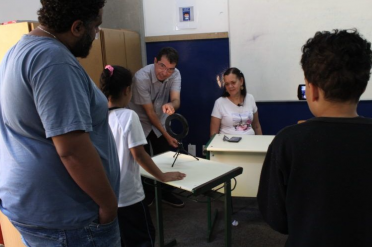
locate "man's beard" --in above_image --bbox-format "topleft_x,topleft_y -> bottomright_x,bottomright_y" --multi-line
71,31 -> 94,58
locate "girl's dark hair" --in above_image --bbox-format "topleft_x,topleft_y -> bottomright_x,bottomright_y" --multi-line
221,67 -> 247,97
100,66 -> 132,101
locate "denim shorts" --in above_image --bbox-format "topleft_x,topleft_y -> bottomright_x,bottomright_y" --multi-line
10,218 -> 120,247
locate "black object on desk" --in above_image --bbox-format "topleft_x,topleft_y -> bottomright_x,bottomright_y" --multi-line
165,113 -> 199,167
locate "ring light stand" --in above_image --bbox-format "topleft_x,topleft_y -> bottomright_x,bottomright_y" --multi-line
165,113 -> 199,167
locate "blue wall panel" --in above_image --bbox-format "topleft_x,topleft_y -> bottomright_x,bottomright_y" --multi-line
258,100 -> 372,135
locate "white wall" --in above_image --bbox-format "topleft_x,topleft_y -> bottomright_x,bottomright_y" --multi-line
0,0 -> 40,23
229,0 -> 372,101
143,0 -> 228,37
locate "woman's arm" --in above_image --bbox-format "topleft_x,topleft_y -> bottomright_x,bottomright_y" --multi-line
252,111 -> 263,135
210,116 -> 221,137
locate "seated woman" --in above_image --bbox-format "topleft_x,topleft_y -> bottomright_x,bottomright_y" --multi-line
210,67 -> 262,136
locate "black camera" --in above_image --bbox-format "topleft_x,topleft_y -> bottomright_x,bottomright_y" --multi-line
297,84 -> 306,100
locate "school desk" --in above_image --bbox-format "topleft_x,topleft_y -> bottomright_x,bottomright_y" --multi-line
206,134 -> 274,197
140,151 -> 243,247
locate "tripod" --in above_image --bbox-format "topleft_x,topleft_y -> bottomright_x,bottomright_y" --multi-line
171,141 -> 199,167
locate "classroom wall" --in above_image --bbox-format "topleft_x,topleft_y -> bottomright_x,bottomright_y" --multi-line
144,0 -> 372,157
229,0 -> 372,101
143,0 -> 228,37
103,0 -> 147,66
0,0 -> 40,23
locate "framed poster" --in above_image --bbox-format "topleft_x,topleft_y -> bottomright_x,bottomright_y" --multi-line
180,7 -> 193,22
176,0 -> 197,30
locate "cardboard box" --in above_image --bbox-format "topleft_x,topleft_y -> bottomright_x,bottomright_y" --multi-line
78,28 -> 142,87
0,23 -> 142,89
77,30 -> 105,88
122,29 -> 142,74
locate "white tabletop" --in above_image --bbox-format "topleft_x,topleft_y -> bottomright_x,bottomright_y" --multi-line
140,151 -> 241,193
206,134 -> 274,153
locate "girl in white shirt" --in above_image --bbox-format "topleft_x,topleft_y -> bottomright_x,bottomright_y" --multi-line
210,67 -> 263,136
100,65 -> 186,247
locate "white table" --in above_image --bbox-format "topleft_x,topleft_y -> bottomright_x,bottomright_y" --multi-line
141,151 -> 243,247
206,134 -> 274,197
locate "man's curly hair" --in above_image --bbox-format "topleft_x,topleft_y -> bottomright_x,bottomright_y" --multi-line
301,29 -> 372,103
38,0 -> 106,33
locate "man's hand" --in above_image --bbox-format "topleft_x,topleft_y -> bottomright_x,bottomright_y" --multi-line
162,102 -> 175,115
165,134 -> 179,148
160,172 -> 186,182
99,205 -> 118,224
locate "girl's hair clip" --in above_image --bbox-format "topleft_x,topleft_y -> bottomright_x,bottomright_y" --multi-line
105,65 -> 114,77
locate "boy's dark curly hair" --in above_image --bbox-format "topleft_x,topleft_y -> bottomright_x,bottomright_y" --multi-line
100,66 -> 133,101
301,29 -> 372,103
38,0 -> 106,33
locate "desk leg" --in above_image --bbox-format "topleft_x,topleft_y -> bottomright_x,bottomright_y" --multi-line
207,197 -> 219,243
154,180 -> 177,247
224,180 -> 232,247
155,180 -> 164,247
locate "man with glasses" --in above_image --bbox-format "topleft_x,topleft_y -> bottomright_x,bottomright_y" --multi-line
128,47 -> 184,207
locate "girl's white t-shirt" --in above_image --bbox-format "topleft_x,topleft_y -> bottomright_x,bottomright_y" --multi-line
211,93 -> 258,135
108,108 -> 147,207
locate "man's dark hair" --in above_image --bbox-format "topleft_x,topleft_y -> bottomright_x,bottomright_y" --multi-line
38,0 -> 106,33
301,29 -> 372,103
156,47 -> 179,65
221,67 -> 247,97
100,66 -> 133,101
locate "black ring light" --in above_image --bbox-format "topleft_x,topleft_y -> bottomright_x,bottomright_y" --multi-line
164,113 -> 198,167
165,113 -> 189,141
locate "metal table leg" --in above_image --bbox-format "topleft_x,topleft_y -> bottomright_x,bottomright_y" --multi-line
224,180 -> 232,247
154,180 -> 177,247
207,197 -> 219,242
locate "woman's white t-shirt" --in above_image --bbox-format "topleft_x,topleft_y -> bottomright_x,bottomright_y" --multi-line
108,108 -> 146,207
211,93 -> 258,135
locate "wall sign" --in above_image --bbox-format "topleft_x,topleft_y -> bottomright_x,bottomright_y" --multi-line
176,0 -> 197,30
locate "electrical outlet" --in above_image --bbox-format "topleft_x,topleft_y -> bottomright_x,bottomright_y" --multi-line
188,144 -> 196,156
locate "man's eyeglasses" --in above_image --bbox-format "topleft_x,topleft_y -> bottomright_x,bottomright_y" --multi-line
157,62 -> 176,74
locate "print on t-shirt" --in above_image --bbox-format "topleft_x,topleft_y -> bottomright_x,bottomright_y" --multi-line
232,112 -> 253,131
